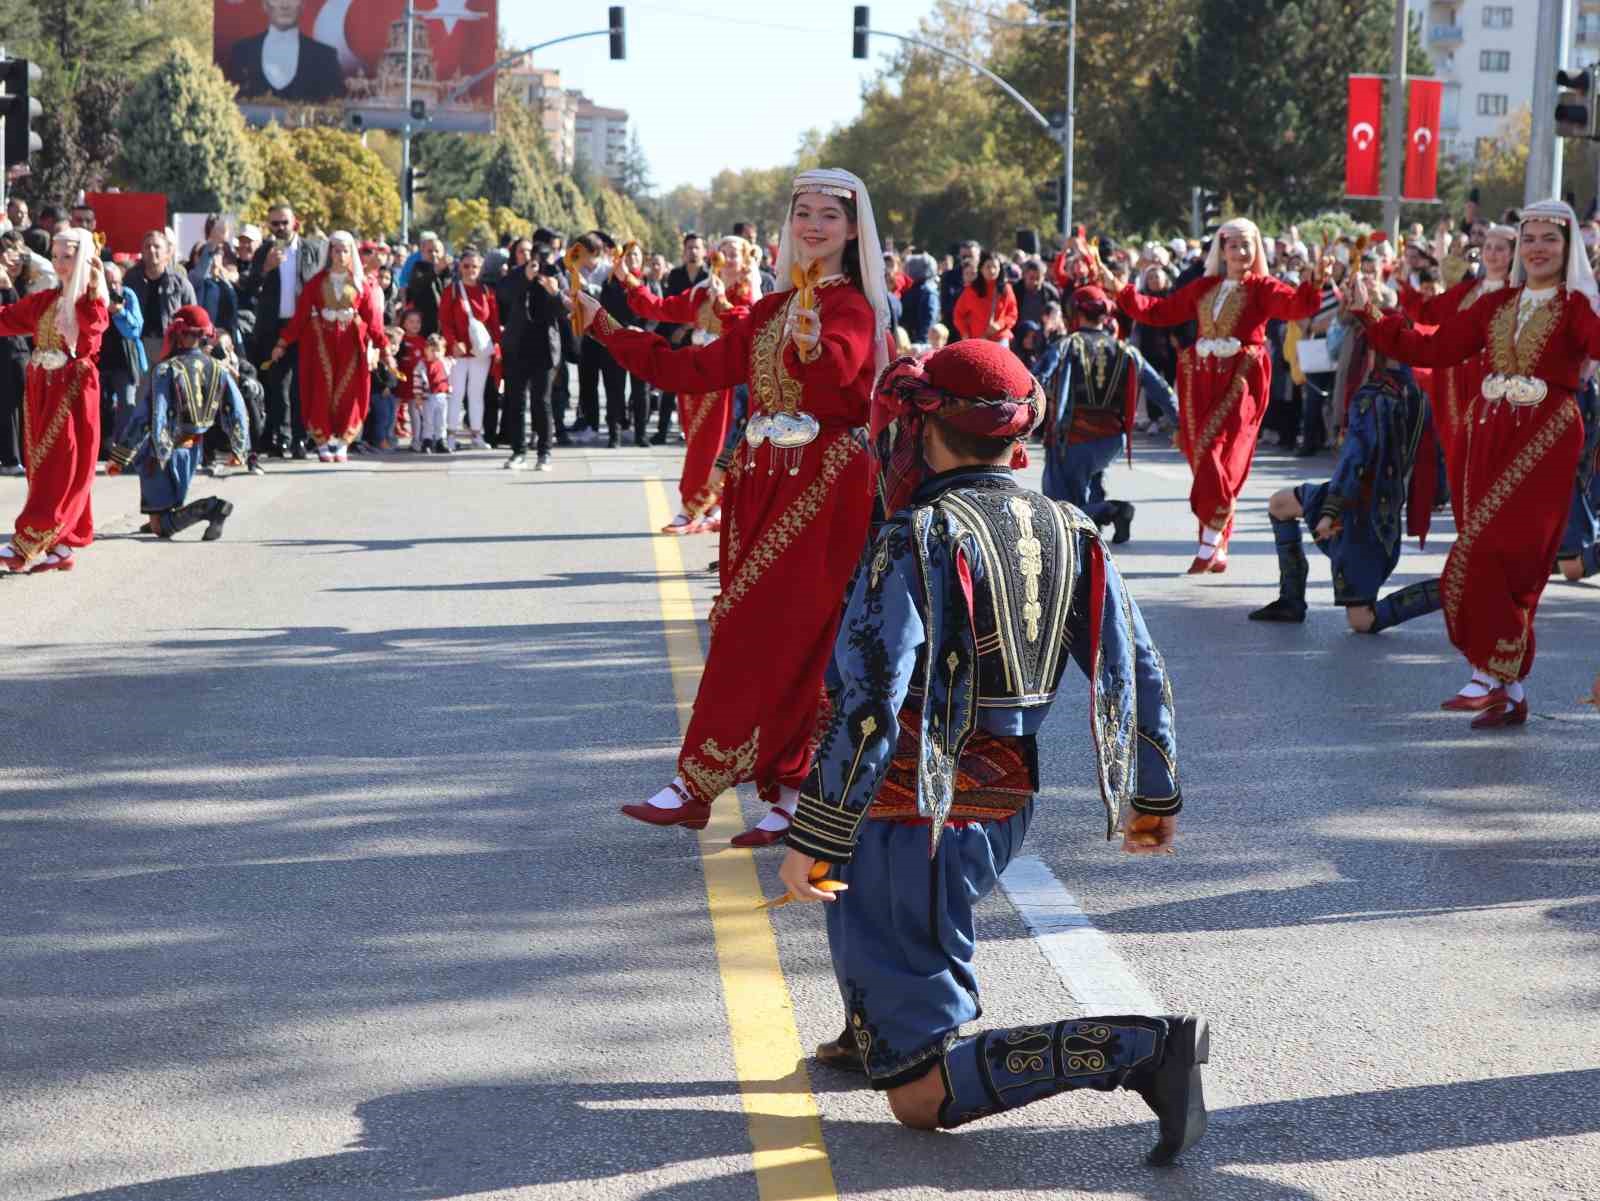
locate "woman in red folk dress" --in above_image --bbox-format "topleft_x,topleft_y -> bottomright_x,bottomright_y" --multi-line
268,231 -> 388,463
0,228 -> 110,574
1348,200 -> 1600,729
1109,218 -> 1330,573
615,234 -> 759,534
1400,224 -> 1517,519
572,168 -> 891,848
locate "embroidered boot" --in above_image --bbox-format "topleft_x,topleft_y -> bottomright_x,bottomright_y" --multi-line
937,1015 -> 1209,1165
1248,515 -> 1308,622
1368,577 -> 1442,633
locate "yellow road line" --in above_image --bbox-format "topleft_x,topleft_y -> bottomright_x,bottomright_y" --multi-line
645,477 -> 840,1201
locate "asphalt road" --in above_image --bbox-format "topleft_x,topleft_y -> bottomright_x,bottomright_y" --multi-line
2,430 -> 1596,1201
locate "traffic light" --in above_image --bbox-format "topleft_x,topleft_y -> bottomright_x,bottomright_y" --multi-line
853,6 -> 870,60
1555,66 -> 1600,139
1037,178 -> 1061,207
1190,186 -> 1222,238
609,7 -> 626,60
348,111 -> 366,132
405,165 -> 427,209
0,58 -> 43,167
409,99 -> 426,122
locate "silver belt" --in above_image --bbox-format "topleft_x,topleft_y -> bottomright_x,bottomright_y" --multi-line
1194,337 -> 1242,359
1481,373 -> 1548,406
746,411 -> 820,449
29,349 -> 70,371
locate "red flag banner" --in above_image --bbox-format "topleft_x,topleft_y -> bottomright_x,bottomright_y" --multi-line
1405,78 -> 1444,201
1346,75 -> 1384,198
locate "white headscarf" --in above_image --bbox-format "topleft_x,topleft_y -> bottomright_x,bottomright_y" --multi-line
53,228 -> 107,349
327,230 -> 364,291
1510,200 -> 1597,312
774,167 -> 890,383
1204,218 -> 1270,278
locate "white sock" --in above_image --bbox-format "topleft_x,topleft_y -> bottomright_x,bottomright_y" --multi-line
1200,527 -> 1223,546
1458,670 -> 1494,699
1195,543 -> 1216,561
752,787 -> 800,832
1505,680 -> 1525,704
645,777 -> 689,810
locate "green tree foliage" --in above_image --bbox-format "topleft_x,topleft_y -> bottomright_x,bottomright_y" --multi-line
243,125 -> 328,228
118,43 -> 260,212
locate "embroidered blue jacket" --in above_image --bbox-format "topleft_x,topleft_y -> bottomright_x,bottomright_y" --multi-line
787,467 -> 1180,863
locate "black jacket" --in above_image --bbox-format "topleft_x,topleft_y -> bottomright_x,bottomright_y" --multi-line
498,266 -> 565,368
125,268 -> 196,342
406,261 -> 447,338
227,33 -> 343,103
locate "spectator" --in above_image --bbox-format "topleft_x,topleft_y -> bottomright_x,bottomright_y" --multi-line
900,251 -> 939,344
247,203 -> 326,458
126,229 -> 197,376
437,245 -> 501,451
98,260 -> 147,459
1015,256 -> 1060,332
940,240 -> 980,328
35,204 -> 67,236
952,250 -> 1018,347
499,240 -> 566,471
405,233 -> 449,336
5,197 -> 28,232
650,232 -> 708,444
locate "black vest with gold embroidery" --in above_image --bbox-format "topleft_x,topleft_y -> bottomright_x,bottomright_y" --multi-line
1065,327 -> 1133,416
934,479 -> 1090,710
155,351 -> 231,433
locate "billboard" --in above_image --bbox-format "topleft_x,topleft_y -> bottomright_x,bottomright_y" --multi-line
214,0 -> 498,132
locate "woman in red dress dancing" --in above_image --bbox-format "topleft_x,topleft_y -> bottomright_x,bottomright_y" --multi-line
1401,224 -> 1517,517
1348,200 -> 1600,728
268,231 -> 389,463
0,228 -> 110,574
615,234 -> 759,533
572,168 -> 891,847
1108,219 -> 1329,572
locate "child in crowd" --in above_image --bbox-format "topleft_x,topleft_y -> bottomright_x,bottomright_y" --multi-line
419,334 -> 452,454
395,308 -> 426,451
364,329 -> 402,451
927,322 -> 949,350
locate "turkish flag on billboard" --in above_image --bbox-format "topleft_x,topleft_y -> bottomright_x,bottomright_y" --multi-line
1345,75 -> 1383,198
1404,78 -> 1444,201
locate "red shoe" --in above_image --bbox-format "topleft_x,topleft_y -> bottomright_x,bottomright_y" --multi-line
619,799 -> 712,830
1185,556 -> 1212,575
1441,688 -> 1502,712
29,552 -> 75,573
1208,547 -> 1228,573
1,553 -> 26,573
730,821 -> 789,848
1470,692 -> 1529,730
660,514 -> 695,535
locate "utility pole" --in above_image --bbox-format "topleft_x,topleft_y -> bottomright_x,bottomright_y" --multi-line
400,0 -> 416,244
1527,0 -> 1572,205
1062,0 -> 1076,234
1380,0 -> 1408,239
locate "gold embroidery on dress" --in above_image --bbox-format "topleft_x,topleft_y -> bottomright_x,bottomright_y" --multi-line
1193,355 -> 1252,456
750,299 -> 803,416
33,298 -> 64,354
680,726 -> 761,803
1487,626 -> 1530,682
1008,495 -> 1044,643
1441,400 -> 1577,636
13,522 -> 63,559
1196,279 -> 1246,340
27,360 -> 87,476
718,433 -> 860,613
1486,290 -> 1559,376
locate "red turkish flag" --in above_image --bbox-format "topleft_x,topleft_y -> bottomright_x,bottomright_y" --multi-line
1345,75 -> 1383,198
1404,78 -> 1444,201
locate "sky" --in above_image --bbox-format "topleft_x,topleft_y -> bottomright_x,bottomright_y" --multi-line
501,0 -> 943,191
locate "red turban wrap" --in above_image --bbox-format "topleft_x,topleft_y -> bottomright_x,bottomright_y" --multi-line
161,304 -> 216,361
875,339 -> 1045,514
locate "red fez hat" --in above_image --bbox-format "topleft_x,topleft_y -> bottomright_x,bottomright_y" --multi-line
922,338 -> 1038,406
1072,285 -> 1110,318
161,305 -> 215,360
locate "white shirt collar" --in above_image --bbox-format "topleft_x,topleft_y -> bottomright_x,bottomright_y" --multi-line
261,26 -> 300,93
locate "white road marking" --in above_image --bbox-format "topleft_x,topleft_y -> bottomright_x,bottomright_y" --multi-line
999,855 -> 1163,1014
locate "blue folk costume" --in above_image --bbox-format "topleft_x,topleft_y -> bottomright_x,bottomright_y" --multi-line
1556,376 -> 1600,578
787,341 -> 1206,1168
1250,363 -> 1441,629
110,307 -> 246,541
1039,289 -> 1177,545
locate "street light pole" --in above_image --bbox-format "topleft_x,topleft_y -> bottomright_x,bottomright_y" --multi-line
400,0 -> 415,244
1527,0 -> 1571,204
1062,0 -> 1076,234
1380,0 -> 1408,240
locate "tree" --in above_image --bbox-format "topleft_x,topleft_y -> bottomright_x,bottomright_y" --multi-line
244,125 -> 329,229
118,43 -> 260,212
1466,107 -> 1531,223
618,130 -> 654,201
283,127 -> 402,235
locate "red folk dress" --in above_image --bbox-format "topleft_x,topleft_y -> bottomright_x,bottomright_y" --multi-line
0,288 -> 110,561
278,271 -> 387,447
1360,285 -> 1600,682
1117,273 -> 1321,532
590,279 -> 879,805
623,279 -> 753,518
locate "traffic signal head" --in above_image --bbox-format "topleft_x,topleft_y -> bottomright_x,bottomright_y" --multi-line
405,165 -> 428,208
410,99 -> 426,121
0,58 -> 43,166
853,6 -> 870,60
609,6 -> 626,60
1555,65 -> 1600,140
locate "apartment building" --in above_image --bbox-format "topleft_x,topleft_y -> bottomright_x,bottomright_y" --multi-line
1416,0 -> 1596,160
573,94 -> 629,185
500,56 -> 579,171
